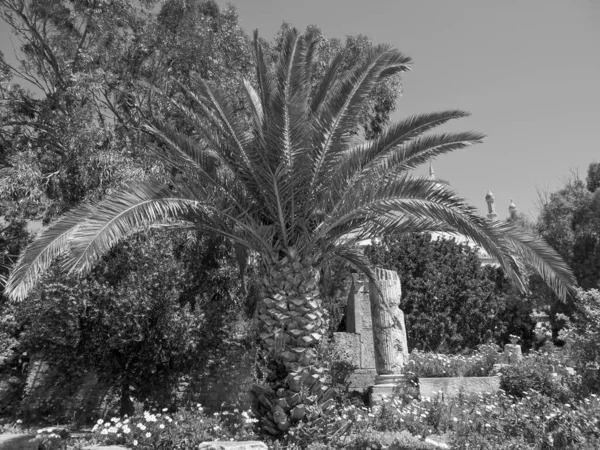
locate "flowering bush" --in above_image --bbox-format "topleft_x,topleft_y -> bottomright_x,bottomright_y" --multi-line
450,391 -> 600,449
92,405 -> 259,449
341,390 -> 600,450
500,346 -> 581,403
560,288 -> 600,396
405,344 -> 502,379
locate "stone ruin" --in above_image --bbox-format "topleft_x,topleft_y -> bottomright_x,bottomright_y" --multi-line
333,268 -> 409,405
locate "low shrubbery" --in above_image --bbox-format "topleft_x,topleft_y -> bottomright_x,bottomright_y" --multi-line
405,343 -> 502,379
90,405 -> 260,449
559,288 -> 600,396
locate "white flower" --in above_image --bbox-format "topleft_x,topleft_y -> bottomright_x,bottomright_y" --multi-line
162,408 -> 168,412
97,419 -> 104,425
159,424 -> 165,429
100,429 -> 108,435
145,432 -> 151,438
133,440 -> 138,446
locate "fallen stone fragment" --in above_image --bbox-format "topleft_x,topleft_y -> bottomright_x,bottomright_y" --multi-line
198,442 -> 268,450
0,434 -> 40,450
81,446 -> 130,450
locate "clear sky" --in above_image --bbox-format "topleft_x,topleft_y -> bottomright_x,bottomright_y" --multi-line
224,0 -> 600,219
2,0 -> 599,220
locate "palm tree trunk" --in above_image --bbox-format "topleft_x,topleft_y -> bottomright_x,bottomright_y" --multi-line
252,256 -> 335,435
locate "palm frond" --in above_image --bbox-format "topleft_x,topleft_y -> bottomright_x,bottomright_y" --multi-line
332,111 -> 471,186
372,131 -> 487,178
326,112 -> 478,206
180,77 -> 278,211
321,177 -> 523,285
253,29 -> 272,112
242,79 -> 264,136
64,183 -> 204,276
5,203 -> 94,301
309,47 -> 412,197
498,223 -> 577,301
143,119 -> 221,176
310,50 -> 346,114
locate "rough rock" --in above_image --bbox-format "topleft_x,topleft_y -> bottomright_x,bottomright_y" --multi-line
198,441 -> 268,450
0,434 -> 40,450
81,446 -> 130,450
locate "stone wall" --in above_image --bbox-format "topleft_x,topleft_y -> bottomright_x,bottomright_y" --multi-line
332,274 -> 378,392
419,376 -> 500,399
18,357 -> 113,423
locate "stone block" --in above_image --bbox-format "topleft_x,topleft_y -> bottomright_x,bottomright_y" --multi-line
332,332 -> 360,364
419,376 -> 500,399
502,344 -> 522,364
369,374 -> 409,405
0,434 -> 40,450
359,330 -> 376,369
82,446 -> 130,450
0,375 -> 22,412
344,368 -> 377,391
198,441 -> 268,450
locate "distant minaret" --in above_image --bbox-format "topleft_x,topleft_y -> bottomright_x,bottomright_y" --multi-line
508,199 -> 517,218
485,190 -> 497,220
428,159 -> 435,180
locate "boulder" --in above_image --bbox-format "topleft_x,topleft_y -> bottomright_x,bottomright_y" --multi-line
198,442 -> 268,450
0,434 -> 40,450
81,446 -> 130,450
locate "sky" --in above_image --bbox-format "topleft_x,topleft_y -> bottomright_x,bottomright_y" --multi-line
223,0 -> 600,219
1,0 -> 599,220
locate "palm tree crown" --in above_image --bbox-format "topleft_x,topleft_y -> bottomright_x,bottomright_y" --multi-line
6,28 -> 576,302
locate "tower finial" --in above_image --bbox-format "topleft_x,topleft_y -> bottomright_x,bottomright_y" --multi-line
485,190 -> 497,220
428,159 -> 435,180
509,198 -> 517,217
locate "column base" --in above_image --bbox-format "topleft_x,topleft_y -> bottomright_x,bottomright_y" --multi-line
368,373 -> 408,406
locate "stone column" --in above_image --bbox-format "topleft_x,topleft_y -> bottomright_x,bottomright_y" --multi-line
369,268 -> 408,373
368,268 -> 409,405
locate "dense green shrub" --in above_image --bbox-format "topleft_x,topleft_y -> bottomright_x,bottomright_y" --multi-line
450,391 -> 600,449
7,229 -> 250,419
406,344 -> 502,379
499,348 -> 579,403
328,430 -> 438,450
560,289 -> 600,396
365,233 -> 536,353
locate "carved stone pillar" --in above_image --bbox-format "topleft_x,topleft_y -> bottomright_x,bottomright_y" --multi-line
369,268 -> 408,374
368,268 -> 410,405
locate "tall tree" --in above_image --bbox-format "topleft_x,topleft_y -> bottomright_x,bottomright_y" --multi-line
0,0 -> 254,222
537,167 -> 600,290
9,228 -> 245,418
6,28 -> 575,434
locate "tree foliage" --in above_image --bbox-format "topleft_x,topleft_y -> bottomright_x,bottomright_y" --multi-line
5,228 -> 247,417
365,233 -> 537,353
5,27 -> 576,305
537,165 -> 600,291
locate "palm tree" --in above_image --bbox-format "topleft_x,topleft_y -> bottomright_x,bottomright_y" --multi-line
6,28 -> 575,432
